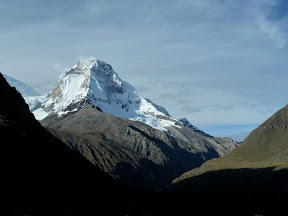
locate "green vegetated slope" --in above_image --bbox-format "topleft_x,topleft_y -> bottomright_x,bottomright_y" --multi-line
0,73 -> 124,214
172,105 -> 288,192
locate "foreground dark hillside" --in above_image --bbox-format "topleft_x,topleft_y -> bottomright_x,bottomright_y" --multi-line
0,73 -> 127,214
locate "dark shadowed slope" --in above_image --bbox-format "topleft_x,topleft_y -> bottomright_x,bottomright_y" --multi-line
172,105 -> 288,193
0,73 -> 124,214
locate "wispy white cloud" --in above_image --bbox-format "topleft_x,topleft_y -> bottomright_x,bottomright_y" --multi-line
254,0 -> 288,48
52,63 -> 70,72
256,14 -> 288,48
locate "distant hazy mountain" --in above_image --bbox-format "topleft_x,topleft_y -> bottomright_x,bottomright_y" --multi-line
172,104 -> 288,193
3,74 -> 40,97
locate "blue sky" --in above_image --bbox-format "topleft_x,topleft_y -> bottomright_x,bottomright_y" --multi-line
1,0 -> 288,141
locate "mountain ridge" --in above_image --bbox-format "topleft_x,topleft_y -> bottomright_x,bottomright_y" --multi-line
1,71 -> 283,215
31,58 -> 238,190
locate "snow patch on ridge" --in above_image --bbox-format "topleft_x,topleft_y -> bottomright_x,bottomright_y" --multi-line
33,108 -> 49,120
178,118 -> 201,131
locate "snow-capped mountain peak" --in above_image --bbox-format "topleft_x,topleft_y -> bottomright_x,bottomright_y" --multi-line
71,58 -> 123,88
43,58 -> 126,114
31,58 -> 181,131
